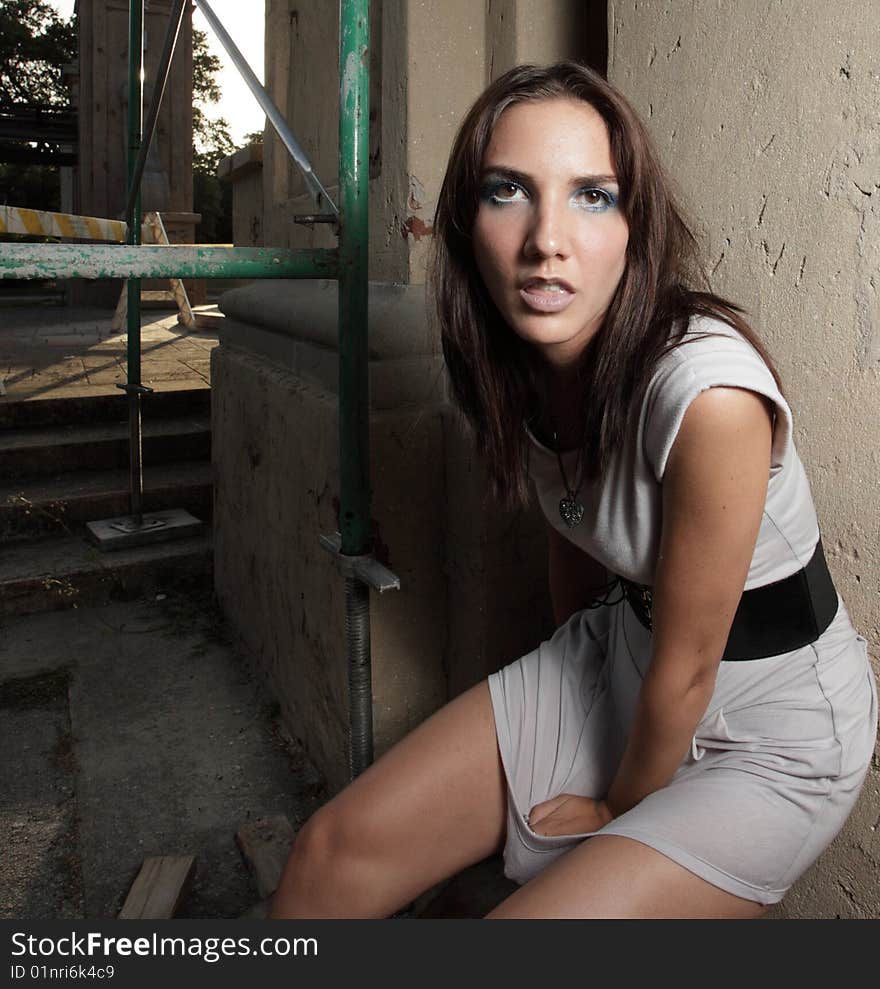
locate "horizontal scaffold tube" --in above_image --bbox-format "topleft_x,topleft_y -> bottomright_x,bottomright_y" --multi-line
0,245 -> 339,281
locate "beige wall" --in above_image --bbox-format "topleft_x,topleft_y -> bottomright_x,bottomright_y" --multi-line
212,341 -> 450,793
261,0 -> 485,282
609,0 -> 879,919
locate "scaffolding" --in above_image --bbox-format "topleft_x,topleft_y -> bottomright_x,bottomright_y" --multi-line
0,0 -> 396,780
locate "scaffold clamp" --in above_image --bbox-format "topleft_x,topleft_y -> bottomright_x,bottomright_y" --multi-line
116,382 -> 154,396
319,531 -> 401,593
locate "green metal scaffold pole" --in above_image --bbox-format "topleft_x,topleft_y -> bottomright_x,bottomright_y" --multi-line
125,0 -> 147,525
338,0 -> 375,779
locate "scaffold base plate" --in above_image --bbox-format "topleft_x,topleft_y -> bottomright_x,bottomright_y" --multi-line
86,509 -> 205,552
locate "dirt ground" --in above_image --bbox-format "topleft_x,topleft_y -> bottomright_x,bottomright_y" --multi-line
0,586 -> 329,919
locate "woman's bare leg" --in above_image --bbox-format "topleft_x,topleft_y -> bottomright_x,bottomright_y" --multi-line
485,835 -> 767,919
270,679 -> 507,918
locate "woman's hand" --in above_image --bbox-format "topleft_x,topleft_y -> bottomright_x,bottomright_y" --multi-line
527,794 -> 614,836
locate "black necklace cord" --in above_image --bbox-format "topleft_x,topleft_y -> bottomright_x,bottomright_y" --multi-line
552,431 -> 586,502
583,575 -> 624,609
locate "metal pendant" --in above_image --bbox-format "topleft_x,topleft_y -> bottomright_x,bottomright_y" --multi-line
559,495 -> 585,528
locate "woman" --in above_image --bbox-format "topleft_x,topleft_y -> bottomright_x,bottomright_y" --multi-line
270,62 -> 877,918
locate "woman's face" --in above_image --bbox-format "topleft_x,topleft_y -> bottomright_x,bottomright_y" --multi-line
472,97 -> 629,371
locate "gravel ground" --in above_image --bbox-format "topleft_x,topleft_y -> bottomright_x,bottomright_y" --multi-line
0,588 -> 328,920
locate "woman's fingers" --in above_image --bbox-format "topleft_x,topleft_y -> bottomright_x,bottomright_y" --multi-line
528,793 -> 575,826
528,794 -> 609,835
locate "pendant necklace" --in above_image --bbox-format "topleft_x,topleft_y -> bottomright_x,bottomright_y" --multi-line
553,431 -> 586,528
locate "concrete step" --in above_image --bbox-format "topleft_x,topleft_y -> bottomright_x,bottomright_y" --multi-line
0,531 -> 213,617
0,461 -> 213,542
0,386 -> 210,430
0,415 -> 211,479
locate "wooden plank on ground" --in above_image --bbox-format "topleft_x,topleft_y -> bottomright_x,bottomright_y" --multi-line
118,855 -> 196,919
235,815 -> 295,899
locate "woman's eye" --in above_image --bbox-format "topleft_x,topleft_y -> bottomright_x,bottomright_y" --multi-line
482,180 -> 527,204
574,187 -> 616,211
495,182 -> 521,200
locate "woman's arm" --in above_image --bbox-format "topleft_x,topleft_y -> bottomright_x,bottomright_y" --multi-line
604,386 -> 773,816
528,386 -> 773,836
547,521 -> 611,626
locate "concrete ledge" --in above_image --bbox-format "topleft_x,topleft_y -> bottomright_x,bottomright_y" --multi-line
219,280 -> 439,360
217,143 -> 264,182
218,316 -> 445,410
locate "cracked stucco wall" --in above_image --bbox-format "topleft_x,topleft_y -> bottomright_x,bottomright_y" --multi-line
609,0 -> 880,919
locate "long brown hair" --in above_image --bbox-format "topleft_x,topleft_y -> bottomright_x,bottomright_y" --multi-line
431,61 -> 781,509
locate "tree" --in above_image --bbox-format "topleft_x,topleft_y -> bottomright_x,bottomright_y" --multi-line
0,0 -> 77,211
192,25 -> 236,242
192,26 -> 234,172
0,0 -> 77,108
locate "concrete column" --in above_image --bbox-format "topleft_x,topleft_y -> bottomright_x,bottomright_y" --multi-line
215,2 -> 601,791
75,0 -> 193,304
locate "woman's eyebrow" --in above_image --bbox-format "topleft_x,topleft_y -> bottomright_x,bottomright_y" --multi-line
480,164 -> 619,187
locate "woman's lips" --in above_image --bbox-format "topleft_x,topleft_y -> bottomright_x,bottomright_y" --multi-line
519,279 -> 575,313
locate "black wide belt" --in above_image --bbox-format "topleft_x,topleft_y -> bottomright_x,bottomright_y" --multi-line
619,538 -> 839,661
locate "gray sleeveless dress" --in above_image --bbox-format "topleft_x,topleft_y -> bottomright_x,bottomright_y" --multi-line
487,316 -> 878,904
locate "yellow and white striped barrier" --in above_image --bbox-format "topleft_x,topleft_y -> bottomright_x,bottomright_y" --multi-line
1,206 -> 195,330
0,205 -> 128,243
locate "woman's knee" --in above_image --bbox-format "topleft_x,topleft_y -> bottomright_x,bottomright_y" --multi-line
288,793 -> 385,882
290,803 -> 354,873
271,800 -> 398,918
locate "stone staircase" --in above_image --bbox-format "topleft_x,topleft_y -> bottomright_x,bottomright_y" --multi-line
0,389 -> 213,617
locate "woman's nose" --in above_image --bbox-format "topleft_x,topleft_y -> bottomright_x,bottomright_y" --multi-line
523,200 -> 571,259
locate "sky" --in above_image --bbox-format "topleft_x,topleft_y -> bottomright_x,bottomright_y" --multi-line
48,1 -> 265,146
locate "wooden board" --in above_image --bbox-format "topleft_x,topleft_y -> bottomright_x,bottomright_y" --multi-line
118,855 -> 196,920
192,311 -> 225,332
235,815 -> 296,899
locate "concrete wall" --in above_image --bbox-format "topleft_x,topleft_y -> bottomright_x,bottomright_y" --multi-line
261,0 -> 484,282
212,283 -> 551,792
213,1 -> 600,793
217,144 -> 264,247
608,0 -> 879,920
211,341 -> 450,793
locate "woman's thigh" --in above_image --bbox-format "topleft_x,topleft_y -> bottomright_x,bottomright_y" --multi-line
485,835 -> 767,919
282,678 -> 508,910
